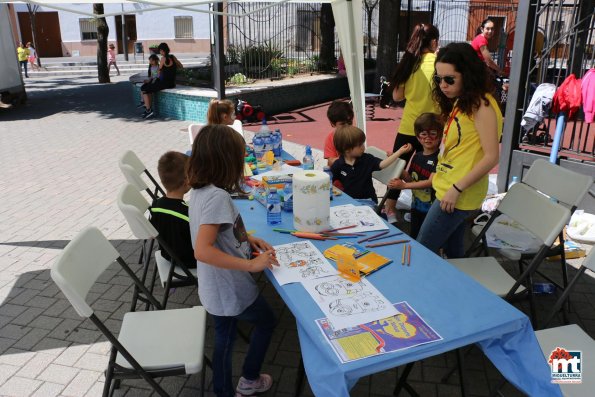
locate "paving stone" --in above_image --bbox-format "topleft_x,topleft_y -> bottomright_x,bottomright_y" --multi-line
74,352 -> 109,372
52,343 -> 91,366
11,307 -> 45,327
15,352 -> 56,379
0,376 -> 43,397
28,315 -> 64,331
37,363 -> 79,385
83,381 -> 106,397
31,337 -> 71,356
0,363 -> 20,385
13,327 -> 51,350
25,295 -> 58,309
0,324 -> 31,340
60,369 -> 101,397
0,303 -> 28,317
29,381 -> 64,397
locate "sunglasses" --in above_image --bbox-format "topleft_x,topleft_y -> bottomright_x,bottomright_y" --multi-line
433,75 -> 456,86
417,130 -> 440,139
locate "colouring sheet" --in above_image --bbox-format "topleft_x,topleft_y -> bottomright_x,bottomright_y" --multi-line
330,204 -> 389,233
302,275 -> 398,330
270,241 -> 336,285
316,301 -> 442,363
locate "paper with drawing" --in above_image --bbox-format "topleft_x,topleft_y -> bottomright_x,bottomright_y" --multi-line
301,275 -> 398,330
330,204 -> 389,233
270,241 -> 336,285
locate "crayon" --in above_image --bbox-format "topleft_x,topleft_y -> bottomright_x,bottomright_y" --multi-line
357,230 -> 389,243
366,232 -> 404,242
365,239 -> 410,248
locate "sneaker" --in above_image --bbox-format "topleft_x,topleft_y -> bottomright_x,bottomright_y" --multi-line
236,374 -> 273,396
143,109 -> 154,119
386,211 -> 397,224
404,212 -> 411,223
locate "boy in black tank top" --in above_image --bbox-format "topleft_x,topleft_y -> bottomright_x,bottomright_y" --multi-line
388,113 -> 444,238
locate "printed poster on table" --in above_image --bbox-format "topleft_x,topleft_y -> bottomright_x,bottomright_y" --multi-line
301,275 -> 398,330
316,301 -> 442,363
329,204 -> 389,233
270,241 -> 337,285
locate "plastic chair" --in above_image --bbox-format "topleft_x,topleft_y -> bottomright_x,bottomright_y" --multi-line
448,182 -> 571,325
498,160 -> 593,295
119,150 -> 165,201
231,119 -> 245,137
118,183 -> 198,308
188,123 -> 204,145
51,226 -> 207,397
365,146 -> 407,214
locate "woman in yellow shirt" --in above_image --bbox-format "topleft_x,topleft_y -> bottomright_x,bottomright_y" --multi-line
17,42 -> 30,78
385,23 -> 439,222
417,42 -> 503,258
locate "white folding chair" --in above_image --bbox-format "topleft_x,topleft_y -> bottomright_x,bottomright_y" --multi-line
188,123 -> 204,145
365,146 -> 407,214
498,160 -> 592,295
118,184 -> 197,308
119,150 -> 165,201
51,226 -> 207,397
448,183 -> 571,325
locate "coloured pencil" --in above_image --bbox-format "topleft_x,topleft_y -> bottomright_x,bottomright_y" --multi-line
273,228 -> 297,234
321,224 -> 357,233
401,245 -> 406,266
365,239 -> 410,248
366,232 -> 404,242
357,230 -> 389,244
407,245 -> 411,266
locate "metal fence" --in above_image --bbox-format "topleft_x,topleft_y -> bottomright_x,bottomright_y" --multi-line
222,1 -> 521,82
517,1 -> 594,159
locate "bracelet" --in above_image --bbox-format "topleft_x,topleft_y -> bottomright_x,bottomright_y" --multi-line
452,183 -> 463,193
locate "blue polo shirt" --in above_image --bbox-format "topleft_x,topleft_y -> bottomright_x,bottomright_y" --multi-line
331,153 -> 382,202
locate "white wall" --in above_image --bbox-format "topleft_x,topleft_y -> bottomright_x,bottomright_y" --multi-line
13,3 -> 210,43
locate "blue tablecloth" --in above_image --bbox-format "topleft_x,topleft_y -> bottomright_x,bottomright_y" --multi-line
235,193 -> 561,397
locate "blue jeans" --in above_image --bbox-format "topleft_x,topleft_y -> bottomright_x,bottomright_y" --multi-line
211,295 -> 276,397
416,200 -> 475,258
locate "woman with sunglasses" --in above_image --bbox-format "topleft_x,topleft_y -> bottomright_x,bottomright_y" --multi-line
384,23 -> 440,223
416,42 -> 503,258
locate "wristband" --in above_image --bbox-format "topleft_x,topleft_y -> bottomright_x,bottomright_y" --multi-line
452,183 -> 463,193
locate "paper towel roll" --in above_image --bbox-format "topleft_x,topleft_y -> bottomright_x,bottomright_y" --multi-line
293,170 -> 330,232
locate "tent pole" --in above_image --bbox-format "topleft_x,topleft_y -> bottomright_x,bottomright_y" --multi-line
212,0 -> 225,99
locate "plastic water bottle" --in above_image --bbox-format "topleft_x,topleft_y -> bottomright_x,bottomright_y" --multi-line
259,119 -> 270,135
323,166 -> 333,200
266,187 -> 282,225
276,128 -> 283,156
263,133 -> 273,156
283,182 -> 293,212
272,129 -> 282,157
303,145 -> 314,170
253,134 -> 264,160
508,176 -> 519,190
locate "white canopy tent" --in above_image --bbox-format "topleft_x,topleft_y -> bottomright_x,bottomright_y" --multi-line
6,0 -> 366,132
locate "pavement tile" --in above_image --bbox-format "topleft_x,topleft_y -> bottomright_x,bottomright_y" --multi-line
83,381 -> 106,397
0,324 -> 31,340
27,315 -> 64,331
74,352 -> 109,372
13,327 -> 51,350
0,364 -> 20,385
25,295 -> 57,309
52,344 -> 90,367
29,381 -> 64,397
0,376 -> 43,397
60,369 -> 101,396
15,352 -> 56,379
31,337 -> 71,356
37,363 -> 79,385
0,303 -> 28,318
11,307 -> 45,327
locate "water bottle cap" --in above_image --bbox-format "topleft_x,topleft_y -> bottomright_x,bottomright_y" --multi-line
262,119 -> 267,125
305,145 -> 312,155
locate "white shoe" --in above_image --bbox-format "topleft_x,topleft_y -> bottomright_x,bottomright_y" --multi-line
387,211 -> 397,224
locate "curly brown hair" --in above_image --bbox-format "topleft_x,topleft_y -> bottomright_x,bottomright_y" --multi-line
432,42 -> 493,118
187,125 -> 246,193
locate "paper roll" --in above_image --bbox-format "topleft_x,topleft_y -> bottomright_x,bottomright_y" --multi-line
293,170 -> 330,232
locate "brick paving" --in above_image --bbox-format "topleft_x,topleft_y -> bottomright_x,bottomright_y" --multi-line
0,75 -> 594,397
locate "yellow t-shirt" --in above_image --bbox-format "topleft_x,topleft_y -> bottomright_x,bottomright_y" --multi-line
17,47 -> 29,62
399,52 -> 438,136
433,94 -> 503,210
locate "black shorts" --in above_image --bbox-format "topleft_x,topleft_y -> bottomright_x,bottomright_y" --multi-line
141,79 -> 174,94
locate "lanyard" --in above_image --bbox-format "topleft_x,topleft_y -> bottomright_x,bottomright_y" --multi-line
439,104 -> 459,159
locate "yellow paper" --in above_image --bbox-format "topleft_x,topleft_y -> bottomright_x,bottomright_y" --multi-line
337,253 -> 360,282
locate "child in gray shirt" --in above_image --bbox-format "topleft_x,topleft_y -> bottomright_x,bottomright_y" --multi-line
187,124 -> 278,397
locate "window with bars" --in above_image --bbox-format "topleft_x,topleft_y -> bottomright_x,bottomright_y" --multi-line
79,18 -> 98,41
174,16 -> 193,39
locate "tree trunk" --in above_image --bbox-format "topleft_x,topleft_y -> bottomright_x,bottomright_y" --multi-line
94,3 -> 110,83
375,0 -> 401,92
26,5 -> 42,67
319,4 -> 335,72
